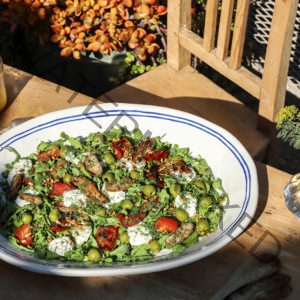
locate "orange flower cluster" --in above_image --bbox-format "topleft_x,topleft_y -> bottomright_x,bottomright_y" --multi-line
50,0 -> 167,59
1,0 -> 167,60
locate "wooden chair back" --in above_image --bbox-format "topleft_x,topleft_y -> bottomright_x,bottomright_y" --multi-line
167,0 -> 298,134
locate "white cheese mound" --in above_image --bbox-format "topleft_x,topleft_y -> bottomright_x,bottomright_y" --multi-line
174,192 -> 198,217
8,159 -> 32,184
62,189 -> 87,207
127,223 -> 152,246
65,151 -> 87,165
63,142 -> 87,165
48,236 -> 73,256
72,224 -> 92,245
119,158 -> 145,171
172,167 -> 197,182
102,183 -> 125,207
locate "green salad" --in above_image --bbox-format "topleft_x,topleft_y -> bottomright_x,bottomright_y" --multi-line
0,127 -> 227,263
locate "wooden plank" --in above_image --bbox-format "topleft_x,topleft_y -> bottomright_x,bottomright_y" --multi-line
166,0 -> 191,70
216,0 -> 235,60
0,76 -> 98,130
2,64 -> 32,108
259,0 -> 298,131
229,0 -> 250,69
203,0 -> 219,51
179,27 -> 261,98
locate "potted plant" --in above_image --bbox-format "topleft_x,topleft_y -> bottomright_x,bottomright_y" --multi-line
275,105 -> 300,151
0,0 -> 168,95
276,105 -> 300,219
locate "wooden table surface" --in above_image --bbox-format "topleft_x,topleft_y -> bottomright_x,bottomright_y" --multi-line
0,66 -> 299,299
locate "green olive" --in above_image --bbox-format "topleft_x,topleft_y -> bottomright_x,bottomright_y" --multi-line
63,173 -> 72,183
196,219 -> 210,233
13,217 -> 23,228
175,208 -> 189,222
22,213 -> 33,225
103,152 -> 116,165
119,232 -> 130,244
149,240 -> 161,253
102,172 -> 114,182
130,170 -> 140,180
93,134 -> 105,144
49,208 -> 61,222
59,145 -> 69,158
193,179 -> 206,190
87,248 -> 102,262
122,199 -> 134,210
94,207 -> 106,216
200,196 -> 212,208
169,183 -> 181,198
142,184 -> 156,197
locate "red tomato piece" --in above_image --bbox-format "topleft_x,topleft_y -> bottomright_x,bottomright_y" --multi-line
37,151 -> 49,162
155,217 -> 179,233
47,146 -> 60,158
144,149 -> 168,161
37,146 -> 60,162
22,177 -> 31,186
157,182 -> 164,189
112,137 -> 131,159
50,182 -> 75,197
117,213 -> 146,228
95,226 -> 119,251
49,225 -> 66,232
14,224 -> 34,247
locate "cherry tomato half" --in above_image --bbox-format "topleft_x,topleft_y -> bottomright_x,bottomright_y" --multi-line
37,151 -> 49,162
95,226 -> 119,252
14,224 -> 34,247
154,217 -> 179,233
37,146 -> 60,162
144,149 -> 168,161
117,213 -> 146,228
50,182 -> 75,197
112,137 -> 131,159
49,225 -> 66,232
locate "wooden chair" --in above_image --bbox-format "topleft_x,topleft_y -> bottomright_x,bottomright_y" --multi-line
100,0 -> 298,161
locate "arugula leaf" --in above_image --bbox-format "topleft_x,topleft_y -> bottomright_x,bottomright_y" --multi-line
68,137 -> 83,149
131,244 -> 152,261
109,244 -> 130,261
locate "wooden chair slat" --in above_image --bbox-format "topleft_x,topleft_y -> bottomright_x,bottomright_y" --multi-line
167,0 -> 191,70
216,0 -> 235,60
203,0 -> 219,51
229,0 -> 250,69
179,27 -> 261,97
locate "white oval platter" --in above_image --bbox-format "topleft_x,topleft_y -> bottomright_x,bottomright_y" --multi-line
0,103 -> 258,277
